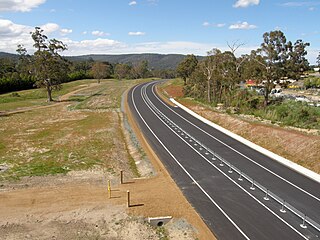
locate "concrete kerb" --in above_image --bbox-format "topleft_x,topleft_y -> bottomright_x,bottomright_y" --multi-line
170,98 -> 320,184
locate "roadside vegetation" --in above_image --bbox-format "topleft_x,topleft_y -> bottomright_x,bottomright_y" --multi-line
304,76 -> 320,89
176,30 -> 320,130
167,78 -> 320,130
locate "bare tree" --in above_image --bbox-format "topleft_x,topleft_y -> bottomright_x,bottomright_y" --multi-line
227,40 -> 245,54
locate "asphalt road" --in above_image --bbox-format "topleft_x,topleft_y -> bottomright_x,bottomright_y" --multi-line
127,81 -> 320,240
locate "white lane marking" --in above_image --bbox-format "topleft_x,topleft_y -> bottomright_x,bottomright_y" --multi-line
149,83 -> 320,203
141,84 -> 308,240
131,84 -> 251,240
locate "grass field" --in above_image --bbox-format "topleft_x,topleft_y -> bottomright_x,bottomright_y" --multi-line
0,78 -> 150,181
0,80 -> 97,112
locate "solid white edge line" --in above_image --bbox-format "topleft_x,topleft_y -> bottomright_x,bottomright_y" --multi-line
152,84 -> 320,201
169,98 -> 320,185
143,84 -> 308,240
150,86 -> 320,203
151,83 -> 320,233
131,84 -> 251,240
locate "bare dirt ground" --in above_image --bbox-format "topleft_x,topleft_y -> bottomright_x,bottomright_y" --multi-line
0,80 -> 215,240
161,82 -> 320,174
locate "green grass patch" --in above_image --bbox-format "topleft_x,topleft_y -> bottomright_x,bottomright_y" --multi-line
0,142 -> 5,150
252,101 -> 320,129
0,79 -> 95,111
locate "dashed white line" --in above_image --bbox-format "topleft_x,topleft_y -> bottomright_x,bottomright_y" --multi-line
141,83 -> 308,240
131,84 -> 251,240
150,83 -> 320,203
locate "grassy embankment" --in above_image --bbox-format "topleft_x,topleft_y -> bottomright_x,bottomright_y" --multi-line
0,78 -> 150,181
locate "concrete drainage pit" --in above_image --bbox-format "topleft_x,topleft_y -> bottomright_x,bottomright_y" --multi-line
147,216 -> 172,227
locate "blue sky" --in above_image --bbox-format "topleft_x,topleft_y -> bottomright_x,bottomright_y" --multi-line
0,0 -> 319,63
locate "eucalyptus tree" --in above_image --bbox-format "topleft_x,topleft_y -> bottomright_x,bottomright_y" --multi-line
16,44 -> 32,78
256,30 -> 288,106
202,48 -> 222,103
185,62 -> 207,100
132,60 -> 150,79
240,50 -> 266,82
26,27 -> 69,102
91,61 -> 112,83
176,54 -> 198,85
285,39 -> 310,79
218,51 -> 239,106
114,63 -> 132,80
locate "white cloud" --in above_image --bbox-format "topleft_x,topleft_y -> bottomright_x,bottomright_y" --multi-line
203,22 -> 210,27
233,0 -> 260,8
280,2 -> 320,7
128,31 -> 146,36
60,28 -> 72,36
92,30 -> 110,36
203,22 -> 226,28
0,19 -> 33,53
0,0 -> 46,12
0,19 -> 30,37
147,0 -> 158,6
64,38 -> 123,55
129,1 -> 137,6
0,19 -> 317,64
229,21 -> 257,30
0,19 -> 72,53
215,23 -> 226,28
41,23 -> 60,34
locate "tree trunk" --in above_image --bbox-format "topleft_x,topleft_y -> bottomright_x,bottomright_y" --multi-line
263,86 -> 269,107
47,85 -> 53,102
207,77 -> 211,103
183,77 -> 187,85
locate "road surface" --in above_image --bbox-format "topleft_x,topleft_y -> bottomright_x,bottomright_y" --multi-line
127,81 -> 320,240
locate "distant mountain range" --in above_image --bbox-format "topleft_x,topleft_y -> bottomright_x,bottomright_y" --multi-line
0,52 -> 204,70
0,52 -> 19,60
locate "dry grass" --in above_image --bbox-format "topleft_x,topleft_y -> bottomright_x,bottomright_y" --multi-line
0,79 -> 147,180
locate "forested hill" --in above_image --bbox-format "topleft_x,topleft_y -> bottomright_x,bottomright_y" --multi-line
0,52 -> 203,70
67,53 -> 198,70
0,52 -> 18,60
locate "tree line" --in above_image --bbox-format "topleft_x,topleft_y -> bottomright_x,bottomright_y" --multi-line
0,27 -> 176,99
177,30 -> 320,108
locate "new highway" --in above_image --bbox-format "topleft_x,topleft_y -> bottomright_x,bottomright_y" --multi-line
127,81 -> 320,240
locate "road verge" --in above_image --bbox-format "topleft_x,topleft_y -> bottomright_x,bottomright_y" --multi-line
170,98 -> 320,184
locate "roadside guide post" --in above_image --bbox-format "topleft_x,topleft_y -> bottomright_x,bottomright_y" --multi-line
107,180 -> 111,199
127,190 -> 130,207
120,170 -> 124,184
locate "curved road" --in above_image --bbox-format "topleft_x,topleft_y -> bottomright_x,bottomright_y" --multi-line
127,81 -> 320,240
